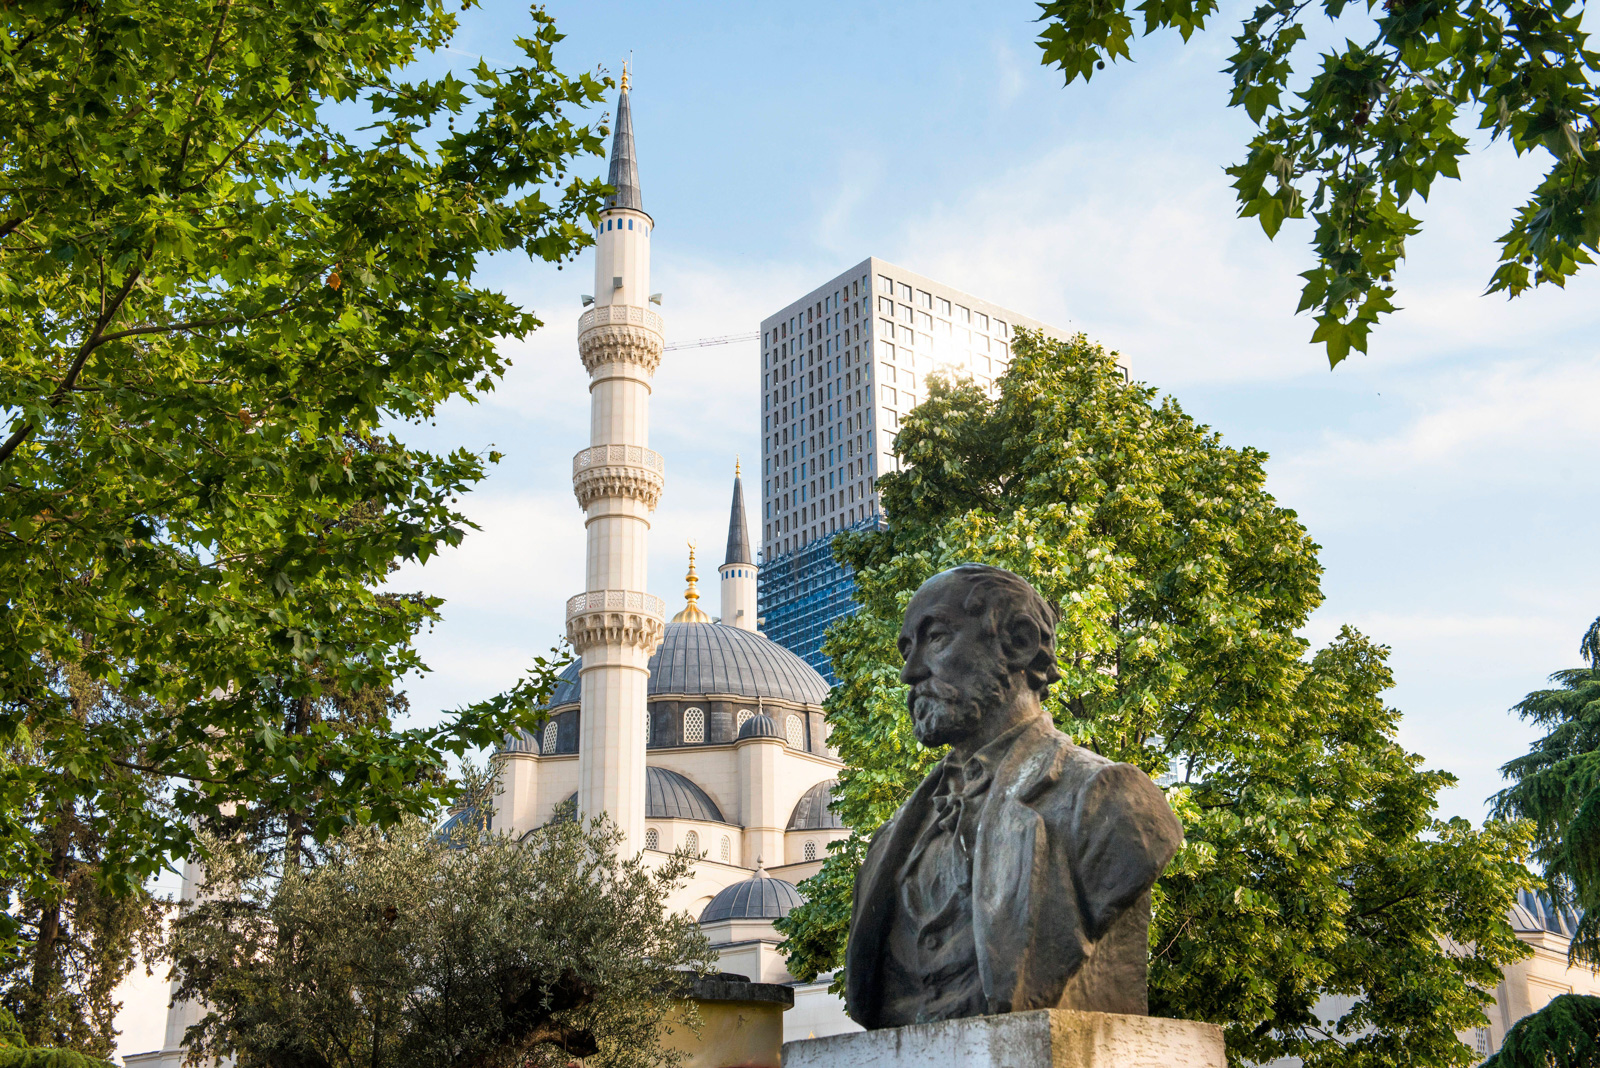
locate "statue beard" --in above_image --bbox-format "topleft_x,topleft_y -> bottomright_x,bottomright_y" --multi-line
909,668 -> 1010,749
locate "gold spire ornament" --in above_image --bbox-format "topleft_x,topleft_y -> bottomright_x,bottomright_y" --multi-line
620,58 -> 631,92
671,540 -> 712,623
735,455 -> 741,478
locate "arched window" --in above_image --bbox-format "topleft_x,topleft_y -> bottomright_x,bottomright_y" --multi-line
720,836 -> 731,863
684,830 -> 700,856
804,840 -> 817,861
644,711 -> 652,746
644,828 -> 659,851
683,708 -> 705,744
737,709 -> 753,732
785,714 -> 805,749
542,721 -> 558,755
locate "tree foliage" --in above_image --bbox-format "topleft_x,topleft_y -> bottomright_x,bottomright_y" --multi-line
777,330 -> 1534,1066
0,1005 -> 113,1068
0,0 -> 599,911
1492,615 -> 1600,967
0,654 -> 164,1056
1037,0 -> 1600,366
167,814 -> 714,1068
1483,993 -> 1600,1068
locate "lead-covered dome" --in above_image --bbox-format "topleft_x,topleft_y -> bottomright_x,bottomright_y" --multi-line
737,713 -> 782,741
549,766 -> 726,825
700,872 -> 804,923
787,779 -> 844,831
539,623 -> 829,709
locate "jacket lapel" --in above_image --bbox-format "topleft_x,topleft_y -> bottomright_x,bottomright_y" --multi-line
972,718 -> 1068,1013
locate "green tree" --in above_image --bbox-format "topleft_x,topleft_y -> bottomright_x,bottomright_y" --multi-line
0,1005 -> 113,1068
1036,0 -> 1600,366
1493,615 -> 1600,967
0,0 -> 601,914
0,653 -> 165,1056
778,330 -> 1533,1066
1483,994 -> 1600,1068
167,814 -> 714,1068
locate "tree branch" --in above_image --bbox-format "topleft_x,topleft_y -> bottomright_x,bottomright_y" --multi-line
0,267 -> 144,465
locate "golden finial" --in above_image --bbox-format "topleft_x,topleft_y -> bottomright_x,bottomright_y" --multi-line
620,58 -> 631,92
671,539 -> 711,623
735,455 -> 741,479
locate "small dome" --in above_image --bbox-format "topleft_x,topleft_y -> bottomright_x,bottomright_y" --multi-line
646,766 -> 725,823
737,713 -> 782,741
700,873 -> 804,923
787,779 -> 844,831
1510,889 -> 1583,937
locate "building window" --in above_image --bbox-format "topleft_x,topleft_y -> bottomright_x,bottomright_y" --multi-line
737,709 -> 753,731
720,836 -> 732,863
804,840 -> 817,861
684,830 -> 700,855
785,715 -> 805,749
898,282 -> 912,301
878,274 -> 893,292
683,707 -> 705,743
645,827 -> 659,851
917,290 -> 932,308
542,721 -> 558,754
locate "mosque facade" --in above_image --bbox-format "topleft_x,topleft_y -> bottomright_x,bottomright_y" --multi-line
485,75 -> 857,1036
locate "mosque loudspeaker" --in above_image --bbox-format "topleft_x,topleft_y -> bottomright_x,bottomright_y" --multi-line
613,275 -> 623,289
581,294 -> 594,306
650,293 -> 663,304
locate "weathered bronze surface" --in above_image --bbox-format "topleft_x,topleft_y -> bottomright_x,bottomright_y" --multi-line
845,565 -> 1184,1030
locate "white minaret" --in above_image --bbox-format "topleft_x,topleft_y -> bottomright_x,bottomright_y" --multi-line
567,68 -> 664,857
719,462 -> 757,630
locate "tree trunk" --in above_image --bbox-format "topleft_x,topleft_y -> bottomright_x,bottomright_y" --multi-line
24,807 -> 75,1043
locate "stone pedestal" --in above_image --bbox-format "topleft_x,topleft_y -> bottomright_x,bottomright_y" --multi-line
781,1008 -> 1225,1068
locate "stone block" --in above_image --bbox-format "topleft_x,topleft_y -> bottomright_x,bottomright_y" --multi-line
780,1008 -> 1225,1068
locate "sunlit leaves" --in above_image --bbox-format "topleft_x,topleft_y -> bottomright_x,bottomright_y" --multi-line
1036,0 -> 1600,366
778,332 -> 1533,1065
0,0 -> 603,903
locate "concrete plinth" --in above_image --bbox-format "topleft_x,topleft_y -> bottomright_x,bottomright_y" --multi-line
781,1008 -> 1225,1068
661,973 -> 794,1068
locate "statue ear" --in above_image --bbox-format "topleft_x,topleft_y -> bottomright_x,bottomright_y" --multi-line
999,614 -> 1042,671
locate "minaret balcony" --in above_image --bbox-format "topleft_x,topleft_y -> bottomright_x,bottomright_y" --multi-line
565,589 -> 666,653
572,444 -> 665,511
578,305 -> 665,375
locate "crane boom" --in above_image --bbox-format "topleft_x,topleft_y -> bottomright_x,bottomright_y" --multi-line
662,331 -> 759,352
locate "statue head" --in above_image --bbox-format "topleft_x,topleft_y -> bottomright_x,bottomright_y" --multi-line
897,564 -> 1063,748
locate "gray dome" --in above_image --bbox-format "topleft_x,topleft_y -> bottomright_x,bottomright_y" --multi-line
700,874 -> 803,923
543,623 -> 829,708
738,713 -> 782,741
1510,889 -> 1583,937
545,766 -> 725,825
502,623 -> 830,754
787,779 -> 843,831
647,767 -> 725,823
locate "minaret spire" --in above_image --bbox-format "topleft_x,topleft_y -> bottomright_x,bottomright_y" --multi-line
719,463 -> 757,630
604,67 -> 643,214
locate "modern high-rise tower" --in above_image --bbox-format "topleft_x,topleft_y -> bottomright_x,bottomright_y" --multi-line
756,259 -> 1101,679
566,70 -> 665,857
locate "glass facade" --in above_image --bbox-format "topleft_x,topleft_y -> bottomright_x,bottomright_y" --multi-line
757,514 -> 881,684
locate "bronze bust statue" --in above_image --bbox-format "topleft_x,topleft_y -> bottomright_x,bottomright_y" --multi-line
844,565 -> 1184,1030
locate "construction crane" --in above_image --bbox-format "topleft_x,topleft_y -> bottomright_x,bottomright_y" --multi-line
662,331 -> 759,352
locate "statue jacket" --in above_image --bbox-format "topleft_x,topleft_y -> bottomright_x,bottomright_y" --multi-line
844,714 -> 1183,1028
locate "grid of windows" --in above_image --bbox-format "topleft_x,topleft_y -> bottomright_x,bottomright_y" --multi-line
542,721 -> 558,754
804,840 -> 817,861
757,258 -> 1100,678
683,707 -> 705,744
785,715 -> 805,749
684,830 -> 699,855
644,827 -> 659,850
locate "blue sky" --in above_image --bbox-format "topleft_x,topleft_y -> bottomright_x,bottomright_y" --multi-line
115,0 -> 1600,1055
388,0 -> 1600,824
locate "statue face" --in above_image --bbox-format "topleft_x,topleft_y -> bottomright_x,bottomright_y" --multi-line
898,572 -> 1011,748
